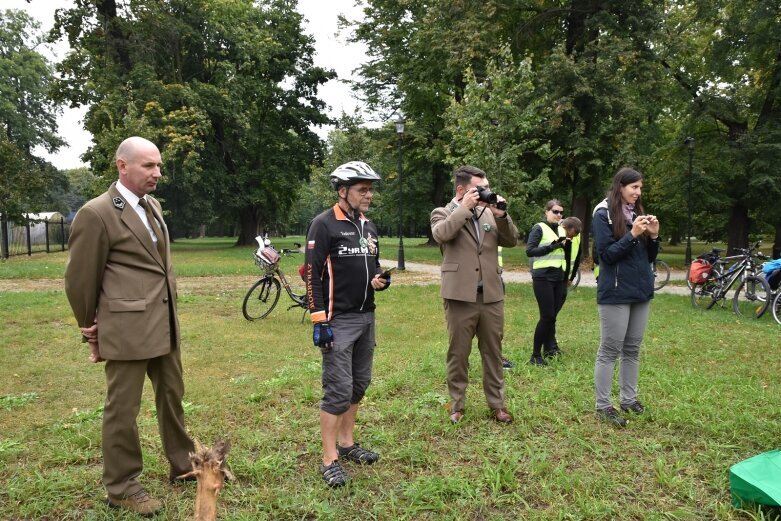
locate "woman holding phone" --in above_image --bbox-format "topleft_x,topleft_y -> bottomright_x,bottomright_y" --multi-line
525,199 -> 577,366
591,167 -> 660,427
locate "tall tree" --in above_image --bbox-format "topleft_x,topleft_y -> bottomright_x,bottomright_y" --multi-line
650,0 -> 781,254
52,0 -> 334,244
350,1 -> 670,250
0,9 -> 64,219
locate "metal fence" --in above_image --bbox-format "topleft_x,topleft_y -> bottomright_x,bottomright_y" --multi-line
0,215 -> 70,258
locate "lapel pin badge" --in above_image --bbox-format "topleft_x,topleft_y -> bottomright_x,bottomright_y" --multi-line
112,197 -> 125,209
483,223 -> 492,232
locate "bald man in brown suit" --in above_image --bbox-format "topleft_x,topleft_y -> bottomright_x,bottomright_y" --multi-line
431,165 -> 519,425
64,136 -> 194,516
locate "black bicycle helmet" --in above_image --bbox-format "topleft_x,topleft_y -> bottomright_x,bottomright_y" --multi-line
329,161 -> 381,190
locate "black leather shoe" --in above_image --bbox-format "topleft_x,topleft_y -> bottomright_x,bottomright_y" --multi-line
529,355 -> 548,366
620,400 -> 645,414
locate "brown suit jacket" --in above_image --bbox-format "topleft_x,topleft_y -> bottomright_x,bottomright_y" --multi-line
431,201 -> 519,303
64,182 -> 179,360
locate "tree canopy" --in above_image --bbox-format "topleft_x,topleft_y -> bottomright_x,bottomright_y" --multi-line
345,0 -> 781,254
51,0 -> 334,243
0,9 -> 64,220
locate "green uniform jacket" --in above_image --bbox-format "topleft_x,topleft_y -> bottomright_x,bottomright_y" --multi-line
64,182 -> 179,360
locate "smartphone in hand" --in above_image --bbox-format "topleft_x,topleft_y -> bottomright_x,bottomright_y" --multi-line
381,267 -> 397,279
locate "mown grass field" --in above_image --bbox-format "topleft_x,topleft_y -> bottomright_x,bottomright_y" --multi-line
1,238 -> 778,520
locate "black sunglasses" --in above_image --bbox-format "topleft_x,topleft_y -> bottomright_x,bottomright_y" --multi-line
550,209 -> 564,215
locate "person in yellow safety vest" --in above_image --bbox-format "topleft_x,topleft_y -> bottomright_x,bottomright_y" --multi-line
525,199 -> 582,366
560,217 -> 583,288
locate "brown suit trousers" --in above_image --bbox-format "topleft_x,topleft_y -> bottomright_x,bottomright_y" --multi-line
103,349 -> 192,498
444,294 -> 506,412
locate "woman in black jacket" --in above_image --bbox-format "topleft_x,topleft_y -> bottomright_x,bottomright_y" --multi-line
525,200 -> 581,366
592,167 -> 660,427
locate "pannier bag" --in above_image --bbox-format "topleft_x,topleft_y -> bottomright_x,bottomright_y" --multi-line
761,259 -> 781,290
688,259 -> 712,285
766,269 -> 781,290
730,449 -> 781,508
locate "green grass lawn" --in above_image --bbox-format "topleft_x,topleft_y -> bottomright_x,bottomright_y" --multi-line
1,238 -> 778,520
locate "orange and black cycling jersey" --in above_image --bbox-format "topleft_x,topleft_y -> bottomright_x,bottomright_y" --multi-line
305,204 -> 386,323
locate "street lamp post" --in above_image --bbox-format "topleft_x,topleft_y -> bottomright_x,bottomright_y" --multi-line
395,115 -> 406,270
684,136 -> 695,266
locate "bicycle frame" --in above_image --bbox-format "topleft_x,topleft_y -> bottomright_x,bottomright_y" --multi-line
274,267 -> 307,311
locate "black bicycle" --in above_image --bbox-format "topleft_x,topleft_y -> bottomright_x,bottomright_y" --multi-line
690,241 -> 770,318
242,235 -> 308,321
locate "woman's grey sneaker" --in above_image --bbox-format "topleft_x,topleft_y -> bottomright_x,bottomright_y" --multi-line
337,443 -> 379,464
596,407 -> 628,427
621,400 -> 645,414
320,460 -> 349,487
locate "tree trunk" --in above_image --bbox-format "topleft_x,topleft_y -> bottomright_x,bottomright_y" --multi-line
773,225 -> 781,259
236,207 -> 260,246
669,228 -> 681,246
425,162 -> 450,246
726,203 -> 749,255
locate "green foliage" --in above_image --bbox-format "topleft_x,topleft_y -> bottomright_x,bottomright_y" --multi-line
51,0 -> 334,243
444,47 -> 553,232
0,392 -> 37,410
345,0 -> 781,253
0,9 -> 64,219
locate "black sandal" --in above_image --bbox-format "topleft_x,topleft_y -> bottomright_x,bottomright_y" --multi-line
337,443 -> 379,465
320,460 -> 348,487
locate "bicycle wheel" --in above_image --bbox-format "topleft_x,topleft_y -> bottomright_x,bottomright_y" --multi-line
771,291 -> 781,325
653,260 -> 671,291
570,268 -> 581,289
242,276 -> 281,320
732,275 -> 770,319
691,280 -> 718,310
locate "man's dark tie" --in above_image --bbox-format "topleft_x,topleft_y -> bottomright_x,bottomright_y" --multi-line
138,198 -> 166,263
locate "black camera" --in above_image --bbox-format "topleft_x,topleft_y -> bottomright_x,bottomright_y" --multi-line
475,185 -> 506,210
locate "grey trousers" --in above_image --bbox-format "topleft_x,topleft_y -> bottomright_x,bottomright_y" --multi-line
594,301 -> 651,410
320,312 -> 376,415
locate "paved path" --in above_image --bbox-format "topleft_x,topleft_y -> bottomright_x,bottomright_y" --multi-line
381,260 -> 692,296
0,262 -> 691,296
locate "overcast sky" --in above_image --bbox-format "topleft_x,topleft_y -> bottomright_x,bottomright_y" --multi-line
6,0 -> 369,169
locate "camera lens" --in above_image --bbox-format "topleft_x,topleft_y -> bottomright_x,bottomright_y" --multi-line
475,186 -> 498,205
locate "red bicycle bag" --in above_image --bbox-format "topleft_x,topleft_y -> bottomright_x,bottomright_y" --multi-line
688,259 -> 712,285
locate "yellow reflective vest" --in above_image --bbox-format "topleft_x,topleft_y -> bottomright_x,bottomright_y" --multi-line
569,233 -> 581,276
532,222 -> 567,270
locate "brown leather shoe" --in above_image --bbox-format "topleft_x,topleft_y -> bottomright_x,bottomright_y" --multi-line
494,408 -> 513,423
449,410 -> 464,424
107,489 -> 162,517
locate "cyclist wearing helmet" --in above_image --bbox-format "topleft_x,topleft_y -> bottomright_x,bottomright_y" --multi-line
305,161 -> 390,487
